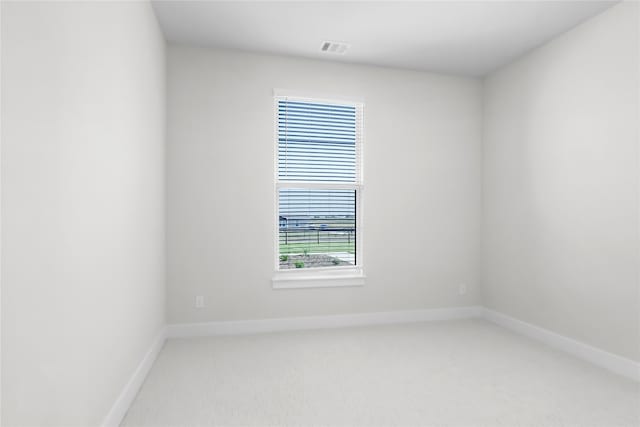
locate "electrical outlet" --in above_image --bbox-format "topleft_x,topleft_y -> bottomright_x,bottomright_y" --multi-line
195,295 -> 205,308
458,284 -> 467,295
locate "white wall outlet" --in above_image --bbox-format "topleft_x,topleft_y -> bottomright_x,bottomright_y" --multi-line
195,295 -> 205,308
458,284 -> 467,295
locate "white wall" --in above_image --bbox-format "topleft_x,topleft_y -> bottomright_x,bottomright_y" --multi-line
167,46 -> 482,324
482,1 -> 639,362
1,2 -> 166,425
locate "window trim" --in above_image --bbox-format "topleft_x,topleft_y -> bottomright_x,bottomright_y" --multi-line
272,92 -> 365,289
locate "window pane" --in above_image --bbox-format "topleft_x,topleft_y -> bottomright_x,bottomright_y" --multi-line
279,189 -> 356,269
278,100 -> 357,182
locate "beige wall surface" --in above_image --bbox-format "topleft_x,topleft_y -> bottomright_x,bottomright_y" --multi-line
166,46 -> 483,324
1,2 -> 166,425
482,2 -> 639,361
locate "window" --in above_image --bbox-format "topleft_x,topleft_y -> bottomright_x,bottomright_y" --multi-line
273,94 -> 364,288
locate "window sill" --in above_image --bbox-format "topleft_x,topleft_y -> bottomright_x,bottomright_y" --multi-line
272,268 -> 365,289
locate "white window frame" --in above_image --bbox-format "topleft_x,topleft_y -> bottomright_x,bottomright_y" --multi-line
272,90 -> 365,289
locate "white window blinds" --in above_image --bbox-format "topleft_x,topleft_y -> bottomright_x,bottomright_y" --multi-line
278,99 -> 362,184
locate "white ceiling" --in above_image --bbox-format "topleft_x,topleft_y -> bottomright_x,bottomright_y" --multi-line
152,1 -> 618,76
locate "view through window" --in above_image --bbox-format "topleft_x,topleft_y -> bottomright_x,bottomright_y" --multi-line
276,97 -> 363,270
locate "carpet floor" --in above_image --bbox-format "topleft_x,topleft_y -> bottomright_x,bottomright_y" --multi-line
121,319 -> 639,426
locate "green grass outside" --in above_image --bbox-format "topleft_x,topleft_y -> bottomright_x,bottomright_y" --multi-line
279,241 -> 355,255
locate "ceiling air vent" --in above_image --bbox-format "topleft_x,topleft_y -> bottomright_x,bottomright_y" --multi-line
320,41 -> 350,55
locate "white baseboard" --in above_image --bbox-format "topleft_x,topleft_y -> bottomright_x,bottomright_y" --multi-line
482,308 -> 640,382
166,305 -> 483,338
101,328 -> 167,427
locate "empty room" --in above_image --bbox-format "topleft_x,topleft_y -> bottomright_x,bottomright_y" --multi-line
1,0 -> 639,426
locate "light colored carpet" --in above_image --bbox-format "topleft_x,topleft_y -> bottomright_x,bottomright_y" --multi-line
121,319 -> 639,426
